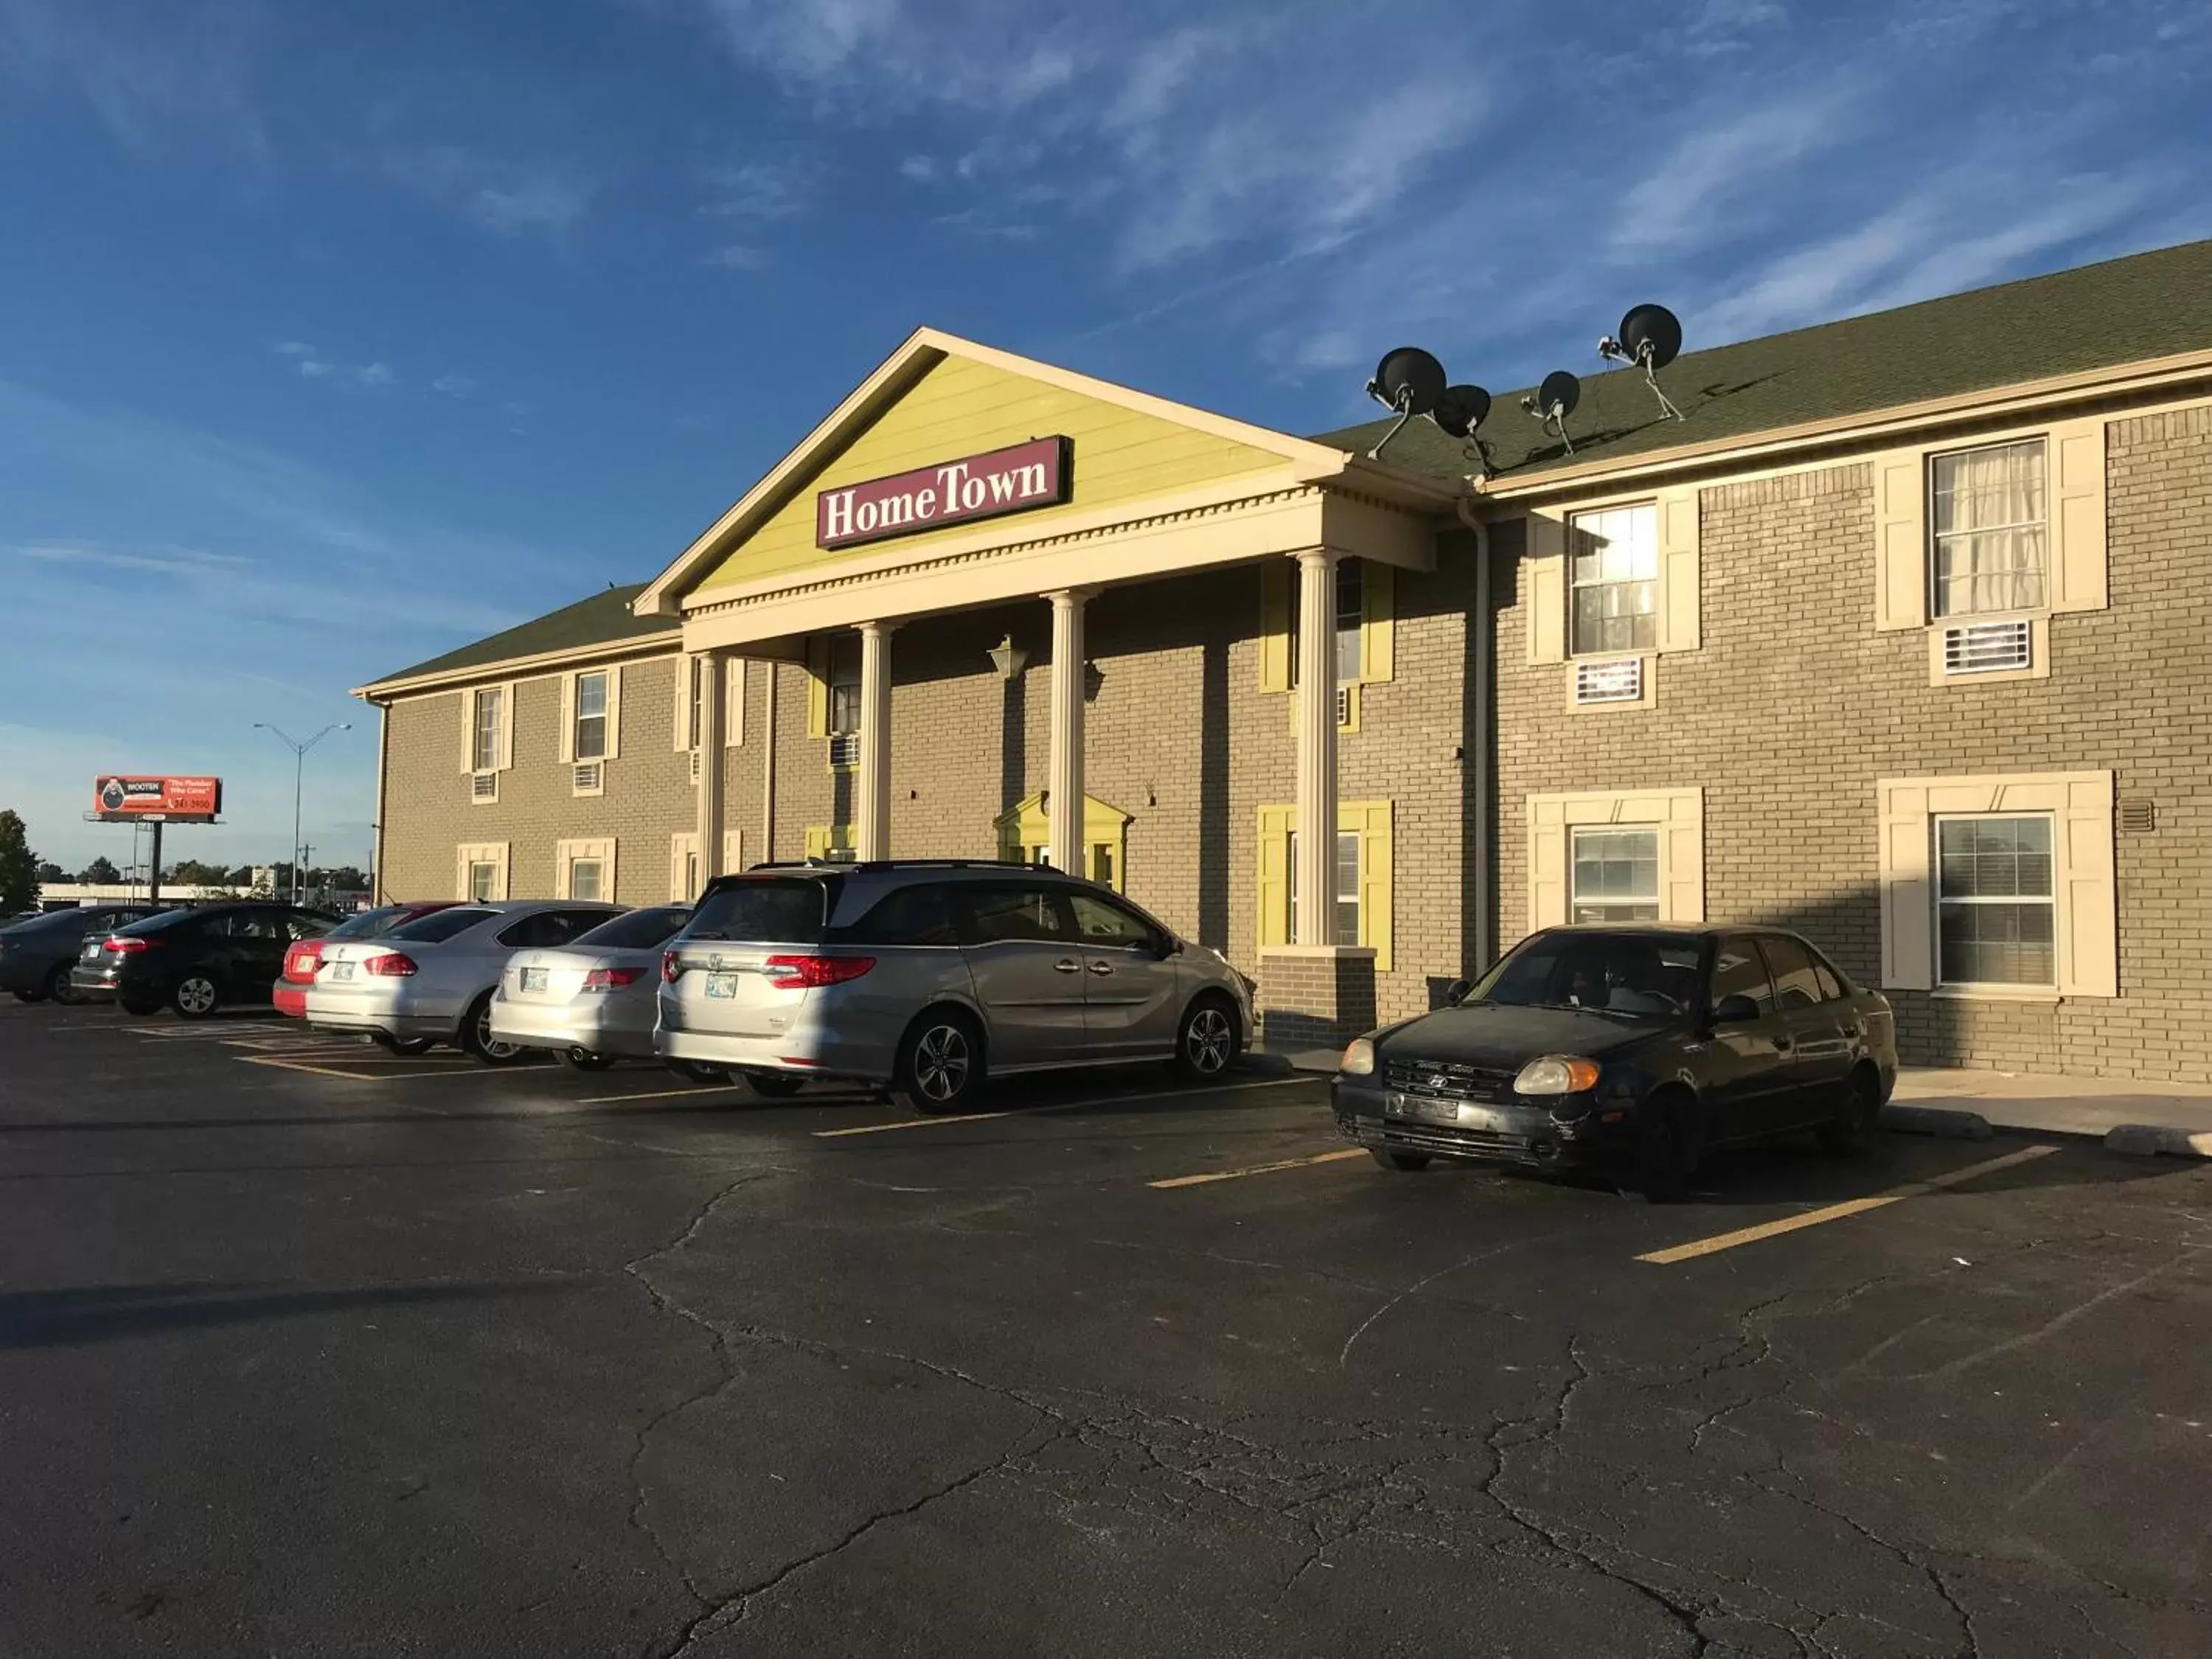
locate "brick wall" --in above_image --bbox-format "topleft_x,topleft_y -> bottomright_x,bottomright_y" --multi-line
1489,398 -> 2212,1084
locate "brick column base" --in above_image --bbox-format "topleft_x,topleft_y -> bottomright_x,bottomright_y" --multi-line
1257,946 -> 1379,1051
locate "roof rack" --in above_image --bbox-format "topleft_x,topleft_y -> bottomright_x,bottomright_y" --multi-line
741,857 -> 1046,874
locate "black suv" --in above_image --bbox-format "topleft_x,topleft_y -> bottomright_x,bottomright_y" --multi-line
1332,925 -> 1899,1199
1,905 -> 162,1004
72,903 -> 341,1018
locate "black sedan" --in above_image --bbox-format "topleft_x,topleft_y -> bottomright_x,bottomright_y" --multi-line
0,904 -> 162,1004
1332,925 -> 1897,1199
72,902 -> 341,1018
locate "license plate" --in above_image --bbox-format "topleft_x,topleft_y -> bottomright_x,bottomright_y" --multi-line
330,961 -> 355,981
520,967 -> 546,992
1386,1093 -> 1460,1127
705,973 -> 739,999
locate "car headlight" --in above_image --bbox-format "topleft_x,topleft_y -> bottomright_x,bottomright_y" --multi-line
1339,1037 -> 1377,1077
1513,1054 -> 1601,1096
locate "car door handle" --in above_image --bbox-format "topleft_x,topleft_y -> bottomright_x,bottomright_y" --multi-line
1054,959 -> 1081,973
1088,961 -> 1113,976
1773,1035 -> 1793,1051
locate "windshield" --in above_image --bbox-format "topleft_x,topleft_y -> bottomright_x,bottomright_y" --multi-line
386,905 -> 499,944
1470,931 -> 1703,1019
571,906 -> 692,950
686,877 -> 832,943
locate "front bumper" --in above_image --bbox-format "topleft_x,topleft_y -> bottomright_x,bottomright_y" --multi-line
490,996 -> 657,1058
1331,1078 -> 1639,1169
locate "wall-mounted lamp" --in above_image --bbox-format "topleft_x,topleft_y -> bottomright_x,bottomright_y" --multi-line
988,634 -> 1028,681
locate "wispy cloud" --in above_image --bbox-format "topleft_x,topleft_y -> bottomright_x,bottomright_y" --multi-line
1608,83 -> 1860,256
271,341 -> 396,390
0,0 -> 268,154
703,243 -> 770,271
13,540 -> 250,577
699,151 -> 821,219
431,373 -> 479,398
382,145 -> 597,237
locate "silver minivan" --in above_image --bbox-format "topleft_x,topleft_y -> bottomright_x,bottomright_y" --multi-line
656,861 -> 1253,1112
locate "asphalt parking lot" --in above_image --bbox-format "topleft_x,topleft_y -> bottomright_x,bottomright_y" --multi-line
4,1001 -> 2210,1659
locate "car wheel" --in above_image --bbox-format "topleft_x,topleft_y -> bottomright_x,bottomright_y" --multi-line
669,1060 -> 731,1085
1818,1067 -> 1883,1155
1635,1091 -> 1700,1203
462,995 -> 526,1066
1371,1150 -> 1431,1172
46,963 -> 81,1006
370,1033 -> 435,1057
172,973 -> 220,1020
560,1048 -> 613,1072
744,1070 -> 805,1099
894,1010 -> 982,1115
1172,995 -> 1239,1082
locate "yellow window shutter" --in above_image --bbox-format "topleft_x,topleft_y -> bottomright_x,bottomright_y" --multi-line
557,675 -> 576,765
725,658 -> 745,746
2057,771 -> 2117,997
1877,781 -> 1933,990
1359,561 -> 1394,683
459,689 -> 475,773
1527,796 -> 1569,932
1873,449 -> 1927,631
1255,805 -> 1292,948
1659,788 -> 1705,922
1524,509 -> 1567,664
672,654 -> 695,751
604,665 -> 624,760
1354,801 -> 1393,973
1657,487 -> 1701,654
1259,563 -> 1292,693
806,638 -> 830,738
2048,417 -> 2109,613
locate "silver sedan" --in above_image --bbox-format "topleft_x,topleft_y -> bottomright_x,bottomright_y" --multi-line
490,905 -> 693,1071
307,900 -> 624,1062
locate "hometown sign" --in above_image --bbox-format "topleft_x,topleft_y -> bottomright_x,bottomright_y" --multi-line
816,436 -> 1072,551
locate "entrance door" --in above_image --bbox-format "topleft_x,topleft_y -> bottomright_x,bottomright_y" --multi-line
1068,891 -> 1180,1058
956,882 -> 1091,1068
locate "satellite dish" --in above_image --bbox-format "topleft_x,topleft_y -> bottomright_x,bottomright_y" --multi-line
1538,370 -> 1581,418
1432,383 -> 1491,439
1616,304 -> 1682,370
1368,347 -> 1447,417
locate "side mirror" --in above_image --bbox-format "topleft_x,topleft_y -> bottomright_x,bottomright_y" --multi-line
1154,935 -> 1180,959
1444,978 -> 1472,1006
1712,993 -> 1760,1025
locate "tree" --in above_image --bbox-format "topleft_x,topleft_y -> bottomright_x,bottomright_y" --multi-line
319,866 -> 368,891
37,860 -> 66,883
0,811 -> 38,914
168,859 -> 232,887
80,856 -> 122,885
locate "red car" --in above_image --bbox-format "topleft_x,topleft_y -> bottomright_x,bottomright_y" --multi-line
273,902 -> 459,1017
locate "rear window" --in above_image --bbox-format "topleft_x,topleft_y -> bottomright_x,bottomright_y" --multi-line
570,907 -> 692,950
117,907 -> 201,935
687,877 -> 832,943
324,906 -> 411,942
387,906 -> 499,944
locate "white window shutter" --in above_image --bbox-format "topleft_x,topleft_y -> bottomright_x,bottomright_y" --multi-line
2048,417 -> 2109,613
1877,781 -> 1933,990
558,675 -> 576,765
1657,487 -> 1701,654
2057,771 -> 2117,997
1524,509 -> 1568,664
1873,450 -> 1927,631
1527,796 -> 1569,931
725,658 -> 745,746
493,844 -> 509,900
459,690 -> 475,773
723,828 -> 742,873
454,845 -> 468,900
604,665 -> 623,760
498,682 -> 515,771
673,654 -> 696,751
1660,789 -> 1705,922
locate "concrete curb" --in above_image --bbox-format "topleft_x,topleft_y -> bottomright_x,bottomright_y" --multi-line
2103,1124 -> 2212,1159
1879,1103 -> 1994,1141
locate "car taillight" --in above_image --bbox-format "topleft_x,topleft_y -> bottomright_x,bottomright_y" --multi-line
105,936 -> 155,954
582,967 -> 641,991
661,949 -> 680,984
364,952 -> 417,977
762,953 -> 875,990
286,943 -> 321,979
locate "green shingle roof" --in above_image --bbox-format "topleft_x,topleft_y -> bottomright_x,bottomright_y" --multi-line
1314,237 -> 2212,485
367,582 -> 673,689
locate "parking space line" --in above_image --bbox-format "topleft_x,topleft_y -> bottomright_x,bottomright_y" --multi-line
815,1076 -> 1313,1139
573,1083 -> 753,1105
237,1054 -> 398,1081
237,1054 -> 550,1082
1149,1147 -> 1368,1189
1636,1143 -> 2062,1265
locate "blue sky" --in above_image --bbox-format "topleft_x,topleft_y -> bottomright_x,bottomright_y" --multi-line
2,0 -> 2207,874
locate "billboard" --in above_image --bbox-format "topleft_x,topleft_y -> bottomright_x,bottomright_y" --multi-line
92,775 -> 223,823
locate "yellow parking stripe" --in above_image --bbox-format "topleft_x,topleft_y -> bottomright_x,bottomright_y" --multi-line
573,1083 -> 752,1105
1636,1143 -> 2061,1265
815,1077 -> 1310,1139
1149,1147 -> 1368,1189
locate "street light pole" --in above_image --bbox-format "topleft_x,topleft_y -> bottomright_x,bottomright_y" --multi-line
254,722 -> 351,903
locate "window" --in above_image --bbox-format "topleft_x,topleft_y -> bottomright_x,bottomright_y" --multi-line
575,906 -> 692,950
1071,893 -> 1154,949
1759,935 -> 1825,1009
498,911 -> 605,949
1931,439 -> 2046,618
1936,815 -> 2055,986
1289,559 -> 1364,689
394,907 -> 497,945
574,671 -> 610,761
684,849 -> 700,902
468,863 -> 497,901
471,686 -> 503,773
684,657 -> 706,751
557,838 -> 616,903
852,883 -> 960,947
1474,931 -> 1700,1018
1708,936 -> 1775,1015
1568,502 -> 1658,655
1570,828 -> 1660,923
568,859 -> 605,902
827,638 -> 860,736
964,884 -> 1074,945
690,877 -> 836,943
1287,828 -> 1361,947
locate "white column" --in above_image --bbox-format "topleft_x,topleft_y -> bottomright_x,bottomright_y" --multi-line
1293,551 -> 1340,946
1046,588 -> 1094,877
857,621 -> 896,861
695,651 -> 726,885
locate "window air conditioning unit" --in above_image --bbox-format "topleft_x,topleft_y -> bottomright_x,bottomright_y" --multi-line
470,771 -> 498,802
828,732 -> 860,769
572,762 -> 602,793
1335,685 -> 1352,726
1573,657 -> 1644,705
689,749 -> 703,783
1942,619 -> 2031,675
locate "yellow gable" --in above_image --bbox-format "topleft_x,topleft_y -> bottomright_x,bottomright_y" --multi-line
692,352 -> 1291,595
